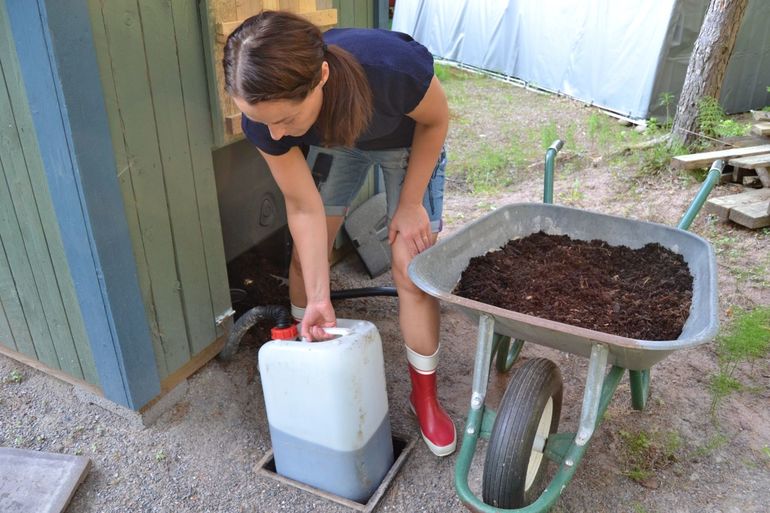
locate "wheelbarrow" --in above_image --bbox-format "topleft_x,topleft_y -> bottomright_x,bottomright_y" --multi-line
407,140 -> 723,512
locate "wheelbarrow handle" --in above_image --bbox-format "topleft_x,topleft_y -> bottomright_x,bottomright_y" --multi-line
677,159 -> 724,231
543,139 -> 565,204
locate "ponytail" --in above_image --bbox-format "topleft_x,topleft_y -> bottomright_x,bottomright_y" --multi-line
317,44 -> 372,147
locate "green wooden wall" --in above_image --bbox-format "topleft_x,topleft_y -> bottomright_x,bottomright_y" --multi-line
0,3 -> 99,385
333,0 -> 375,28
87,0 -> 231,380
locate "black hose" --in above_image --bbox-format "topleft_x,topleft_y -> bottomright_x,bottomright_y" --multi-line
330,286 -> 398,300
219,305 -> 291,361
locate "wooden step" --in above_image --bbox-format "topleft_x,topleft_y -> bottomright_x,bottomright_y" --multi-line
671,145 -> 770,170
751,122 -> 770,136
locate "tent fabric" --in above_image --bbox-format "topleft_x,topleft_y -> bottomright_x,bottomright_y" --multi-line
393,0 -> 770,119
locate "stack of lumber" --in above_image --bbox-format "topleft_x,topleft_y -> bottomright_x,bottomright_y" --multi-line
673,144 -> 770,229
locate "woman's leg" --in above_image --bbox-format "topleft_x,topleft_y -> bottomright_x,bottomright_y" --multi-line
377,147 -> 455,456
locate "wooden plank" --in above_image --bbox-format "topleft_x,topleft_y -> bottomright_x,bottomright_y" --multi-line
0,15 -> 95,381
206,0 -> 243,147
170,0 -> 233,343
0,73 -> 62,372
671,144 -> 770,170
0,298 -> 15,352
704,188 -> 770,220
235,0 -> 263,19
728,153 -> 770,169
751,122 -> 770,136
12,0 -> 163,406
100,1 -> 191,375
88,1 -> 167,380
751,110 -> 770,122
729,201 -> 770,229
138,0 -> 216,357
0,343 -> 102,397
0,237 -> 24,354
226,113 -> 243,135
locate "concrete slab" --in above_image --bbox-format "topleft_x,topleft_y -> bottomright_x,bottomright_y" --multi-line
0,448 -> 90,513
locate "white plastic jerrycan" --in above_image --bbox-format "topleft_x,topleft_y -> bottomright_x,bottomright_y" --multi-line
258,319 -> 394,503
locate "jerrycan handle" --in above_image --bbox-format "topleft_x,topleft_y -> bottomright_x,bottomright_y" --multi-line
321,327 -> 352,337
299,326 -> 352,342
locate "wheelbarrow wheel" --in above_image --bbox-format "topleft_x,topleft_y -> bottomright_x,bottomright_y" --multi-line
482,358 -> 563,508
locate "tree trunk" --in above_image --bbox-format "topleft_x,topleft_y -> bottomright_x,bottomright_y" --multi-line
670,0 -> 748,147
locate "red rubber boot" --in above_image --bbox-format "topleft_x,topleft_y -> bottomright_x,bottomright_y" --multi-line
406,346 -> 457,456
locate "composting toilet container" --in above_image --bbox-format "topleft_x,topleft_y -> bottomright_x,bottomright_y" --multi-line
258,319 -> 394,502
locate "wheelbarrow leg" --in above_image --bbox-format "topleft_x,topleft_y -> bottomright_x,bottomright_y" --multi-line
491,334 -> 524,373
629,369 -> 651,411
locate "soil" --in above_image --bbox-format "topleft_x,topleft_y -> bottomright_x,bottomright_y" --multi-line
456,232 -> 693,340
1,69 -> 768,513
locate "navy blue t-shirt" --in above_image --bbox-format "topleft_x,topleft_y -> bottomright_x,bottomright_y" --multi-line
242,29 -> 434,155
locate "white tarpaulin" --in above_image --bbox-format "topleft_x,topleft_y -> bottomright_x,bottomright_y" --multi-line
393,0 -> 770,119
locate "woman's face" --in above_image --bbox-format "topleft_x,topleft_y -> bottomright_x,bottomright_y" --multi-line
233,62 -> 329,141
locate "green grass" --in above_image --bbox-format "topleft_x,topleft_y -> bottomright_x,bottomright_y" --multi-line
710,306 -> 770,412
618,429 -> 681,483
540,122 -> 559,150
631,139 -> 688,177
452,143 -> 527,193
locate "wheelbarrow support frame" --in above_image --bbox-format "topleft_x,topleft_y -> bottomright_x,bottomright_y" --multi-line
456,314 -> 625,513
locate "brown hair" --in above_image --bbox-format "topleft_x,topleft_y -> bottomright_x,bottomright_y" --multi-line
223,11 -> 372,147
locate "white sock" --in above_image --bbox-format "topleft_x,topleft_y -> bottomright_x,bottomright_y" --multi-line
406,345 -> 439,373
291,303 -> 305,322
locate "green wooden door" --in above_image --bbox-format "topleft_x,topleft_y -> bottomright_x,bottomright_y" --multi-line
0,2 -> 99,385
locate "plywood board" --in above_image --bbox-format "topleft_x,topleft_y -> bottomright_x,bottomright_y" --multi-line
0,448 -> 90,513
671,145 -> 770,170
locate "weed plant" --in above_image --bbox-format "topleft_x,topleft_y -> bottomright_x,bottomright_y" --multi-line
710,306 -> 770,413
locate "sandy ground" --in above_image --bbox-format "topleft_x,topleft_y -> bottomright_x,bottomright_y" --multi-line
2,72 -> 769,513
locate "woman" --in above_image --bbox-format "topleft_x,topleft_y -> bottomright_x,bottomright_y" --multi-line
224,10 -> 455,457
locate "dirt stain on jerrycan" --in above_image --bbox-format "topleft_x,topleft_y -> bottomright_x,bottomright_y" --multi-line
258,319 -> 394,503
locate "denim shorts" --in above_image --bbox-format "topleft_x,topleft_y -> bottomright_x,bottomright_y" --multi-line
305,145 -> 446,233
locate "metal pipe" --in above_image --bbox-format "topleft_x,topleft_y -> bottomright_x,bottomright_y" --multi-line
677,160 -> 724,230
543,139 -> 564,204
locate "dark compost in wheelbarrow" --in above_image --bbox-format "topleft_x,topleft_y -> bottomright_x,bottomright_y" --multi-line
455,231 -> 693,340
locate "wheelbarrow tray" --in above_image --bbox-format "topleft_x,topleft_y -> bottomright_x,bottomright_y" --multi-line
409,203 -> 719,370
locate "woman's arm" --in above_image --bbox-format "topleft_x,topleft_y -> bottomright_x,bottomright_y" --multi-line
259,147 -> 335,340
388,76 -> 450,255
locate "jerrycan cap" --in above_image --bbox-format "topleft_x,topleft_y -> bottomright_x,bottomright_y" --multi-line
271,324 -> 298,340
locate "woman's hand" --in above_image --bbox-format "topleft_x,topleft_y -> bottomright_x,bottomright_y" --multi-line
388,202 -> 433,256
301,298 -> 337,341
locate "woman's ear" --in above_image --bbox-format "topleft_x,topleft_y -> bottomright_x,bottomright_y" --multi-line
321,61 -> 330,86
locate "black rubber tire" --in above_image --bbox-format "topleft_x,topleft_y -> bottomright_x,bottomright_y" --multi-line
482,358 -> 563,508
